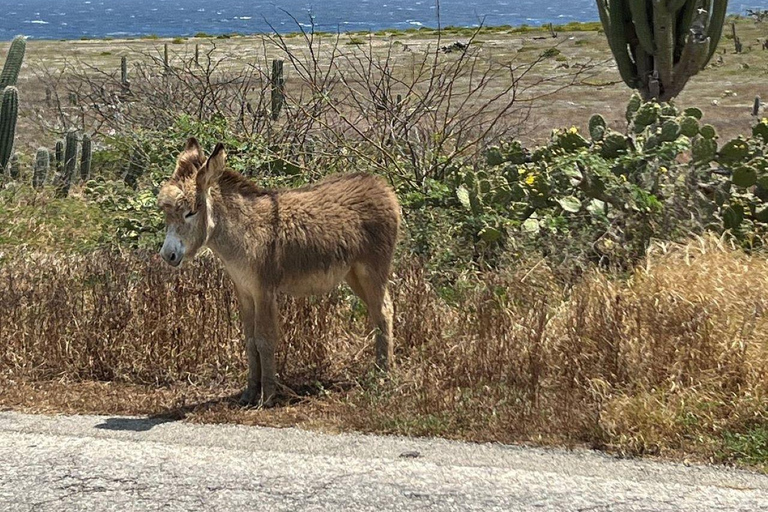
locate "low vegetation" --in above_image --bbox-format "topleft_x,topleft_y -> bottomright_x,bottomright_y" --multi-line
1,15 -> 767,470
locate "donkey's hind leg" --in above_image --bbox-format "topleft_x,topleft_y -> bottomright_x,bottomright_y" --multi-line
346,264 -> 394,371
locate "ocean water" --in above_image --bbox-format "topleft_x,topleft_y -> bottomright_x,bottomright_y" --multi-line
0,0 -> 764,40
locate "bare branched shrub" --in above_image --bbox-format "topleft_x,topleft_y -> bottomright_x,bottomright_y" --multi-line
27,22 -> 598,186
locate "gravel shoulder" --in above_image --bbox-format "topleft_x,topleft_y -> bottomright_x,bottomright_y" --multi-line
1,411 -> 767,511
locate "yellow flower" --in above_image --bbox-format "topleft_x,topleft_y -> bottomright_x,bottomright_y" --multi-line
659,166 -> 668,174
525,175 -> 536,185
568,126 -> 578,134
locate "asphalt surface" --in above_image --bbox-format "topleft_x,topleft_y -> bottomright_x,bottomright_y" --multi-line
0,411 -> 766,511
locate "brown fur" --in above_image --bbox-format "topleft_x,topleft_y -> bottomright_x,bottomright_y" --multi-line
158,138 -> 400,406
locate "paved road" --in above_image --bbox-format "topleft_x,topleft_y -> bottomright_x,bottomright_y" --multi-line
0,411 -> 766,511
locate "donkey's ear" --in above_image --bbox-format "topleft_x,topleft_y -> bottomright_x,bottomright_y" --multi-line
197,142 -> 227,190
185,137 -> 202,153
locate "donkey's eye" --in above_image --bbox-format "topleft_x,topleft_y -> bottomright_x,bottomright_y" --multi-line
184,211 -> 197,219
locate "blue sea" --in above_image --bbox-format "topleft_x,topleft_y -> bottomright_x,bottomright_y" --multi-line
1,0 -> 765,41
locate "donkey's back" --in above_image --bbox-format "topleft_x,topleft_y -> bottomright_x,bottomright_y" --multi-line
265,172 -> 400,295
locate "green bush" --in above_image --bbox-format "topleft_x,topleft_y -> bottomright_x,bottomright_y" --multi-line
438,95 -> 768,270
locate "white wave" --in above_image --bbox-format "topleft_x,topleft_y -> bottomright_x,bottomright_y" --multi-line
408,21 -> 423,26
26,20 -> 50,25
236,16 -> 252,20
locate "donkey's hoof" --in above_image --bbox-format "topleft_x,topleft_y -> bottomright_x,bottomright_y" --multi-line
238,386 -> 260,406
258,393 -> 276,409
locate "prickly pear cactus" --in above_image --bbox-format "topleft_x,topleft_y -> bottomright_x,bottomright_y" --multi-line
679,116 -> 699,137
699,125 -> 717,140
692,137 -> 717,165
589,114 -> 607,141
626,93 -> 642,123
718,137 -> 750,165
659,119 -> 681,142
33,147 -> 49,189
754,119 -> 768,143
552,128 -> 590,152
632,102 -> 661,132
600,131 -> 630,158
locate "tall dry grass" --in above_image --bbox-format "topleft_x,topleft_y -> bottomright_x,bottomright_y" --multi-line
2,236 -> 767,464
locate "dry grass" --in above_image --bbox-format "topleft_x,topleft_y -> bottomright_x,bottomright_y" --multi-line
2,236 -> 767,468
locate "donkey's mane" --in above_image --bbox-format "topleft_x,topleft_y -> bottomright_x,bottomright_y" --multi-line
218,169 -> 271,197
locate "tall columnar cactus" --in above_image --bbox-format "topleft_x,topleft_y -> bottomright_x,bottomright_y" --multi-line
0,85 -> 19,172
55,139 -> 64,174
56,130 -> 78,197
121,56 -> 128,85
80,133 -> 92,181
0,35 -> 26,94
33,147 -> 49,189
596,0 -> 728,101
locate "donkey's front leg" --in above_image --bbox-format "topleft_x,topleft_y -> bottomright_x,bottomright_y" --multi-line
235,286 -> 261,406
254,291 -> 279,407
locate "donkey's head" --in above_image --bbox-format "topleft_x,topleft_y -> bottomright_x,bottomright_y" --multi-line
157,137 -> 226,267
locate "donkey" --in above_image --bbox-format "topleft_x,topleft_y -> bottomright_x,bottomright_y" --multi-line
157,138 -> 400,406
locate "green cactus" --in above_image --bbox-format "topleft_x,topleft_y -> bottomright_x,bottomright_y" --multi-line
121,56 -> 128,85
754,120 -> 768,143
683,107 -> 703,120
601,131 -> 630,158
731,164 -> 757,188
699,124 -> 717,140
589,114 -> 607,141
80,133 -> 92,181
55,140 -> 64,174
33,147 -> 49,189
55,130 -> 79,197
626,92 -> 642,122
554,129 -> 590,152
718,137 -> 750,165
659,119 -> 681,142
679,115 -> 699,137
8,152 -> 19,179
692,137 -> 717,164
0,36 -> 26,93
597,0 -> 727,101
632,102 -> 661,131
0,86 -> 19,172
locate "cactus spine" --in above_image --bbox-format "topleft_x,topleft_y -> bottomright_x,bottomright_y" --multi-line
33,147 -> 49,189
596,0 -> 728,101
80,133 -> 92,181
0,86 -> 19,172
0,35 -> 26,94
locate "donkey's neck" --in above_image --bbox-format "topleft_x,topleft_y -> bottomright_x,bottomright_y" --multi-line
203,186 -> 273,272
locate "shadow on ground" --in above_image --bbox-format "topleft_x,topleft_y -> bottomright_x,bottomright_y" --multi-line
94,394 -> 241,432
